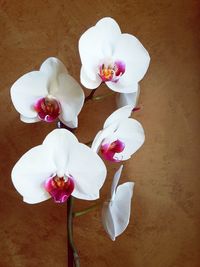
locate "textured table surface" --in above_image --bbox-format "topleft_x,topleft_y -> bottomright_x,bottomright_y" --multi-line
0,1 -> 200,266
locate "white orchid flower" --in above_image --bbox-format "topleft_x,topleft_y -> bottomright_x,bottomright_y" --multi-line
79,17 -> 150,94
11,129 -> 107,204
91,105 -> 145,162
11,57 -> 84,128
102,165 -> 134,241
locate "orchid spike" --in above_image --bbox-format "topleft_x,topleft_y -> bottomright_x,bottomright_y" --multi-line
11,129 -> 107,204
11,57 -> 84,128
102,165 -> 134,240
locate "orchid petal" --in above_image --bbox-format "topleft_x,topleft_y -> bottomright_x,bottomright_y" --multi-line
10,71 -> 48,118
91,130 -> 103,152
80,67 -> 101,89
68,143 -> 107,200
114,34 -> 150,84
91,124 -> 118,153
20,115 -> 41,123
79,26 -> 104,81
23,194 -> 51,204
40,57 -> 69,95
43,129 -> 78,177
95,17 -> 121,50
11,145 -> 56,204
104,105 -> 133,128
106,80 -> 138,93
114,119 -> 145,160
55,73 -> 84,126
59,116 -> 78,129
111,165 -> 123,200
40,57 -> 68,77
116,85 -> 140,108
108,182 -> 134,240
102,202 -> 115,240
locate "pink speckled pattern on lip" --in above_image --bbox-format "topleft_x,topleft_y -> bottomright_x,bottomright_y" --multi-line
100,139 -> 125,162
34,96 -> 61,122
99,60 -> 125,82
44,175 -> 74,203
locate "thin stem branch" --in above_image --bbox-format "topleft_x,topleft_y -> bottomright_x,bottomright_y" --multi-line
84,89 -> 97,103
92,92 -> 115,101
67,196 -> 80,267
84,90 -> 115,103
73,202 -> 102,218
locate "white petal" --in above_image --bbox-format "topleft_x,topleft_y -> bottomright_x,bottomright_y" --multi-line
40,57 -> 69,94
102,202 -> 115,240
114,119 -> 145,160
113,33 -> 150,84
43,129 -> 78,177
106,80 -> 138,93
40,57 -> 68,77
109,182 -> 134,239
10,71 -> 48,118
116,85 -> 140,108
20,115 -> 40,123
23,194 -> 52,204
80,66 -> 101,89
68,143 -> 107,200
111,165 -> 123,200
91,130 -> 104,152
79,25 -> 104,80
91,124 -> 117,152
104,105 -> 133,128
95,17 -> 121,51
78,17 -> 121,81
55,73 -> 84,124
59,116 -> 78,129
11,145 -> 56,204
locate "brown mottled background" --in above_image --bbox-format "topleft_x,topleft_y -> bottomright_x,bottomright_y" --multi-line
0,0 -> 200,266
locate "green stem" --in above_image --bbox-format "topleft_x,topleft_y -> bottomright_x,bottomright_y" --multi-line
84,89 -> 97,103
67,196 -> 80,267
92,92 -> 115,101
73,202 -> 102,218
84,90 -> 115,103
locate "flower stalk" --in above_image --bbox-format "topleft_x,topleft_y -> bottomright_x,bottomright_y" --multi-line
84,89 -> 97,103
67,196 -> 80,267
73,202 -> 101,218
84,90 -> 115,103
92,92 -> 115,101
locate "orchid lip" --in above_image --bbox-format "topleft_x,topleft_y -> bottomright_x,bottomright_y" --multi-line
101,139 -> 125,162
44,174 -> 74,203
34,96 -> 61,122
99,60 -> 125,82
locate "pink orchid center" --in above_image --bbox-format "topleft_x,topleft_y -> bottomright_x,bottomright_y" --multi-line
34,96 -> 61,122
44,175 -> 74,203
99,61 -> 125,82
101,139 -> 125,162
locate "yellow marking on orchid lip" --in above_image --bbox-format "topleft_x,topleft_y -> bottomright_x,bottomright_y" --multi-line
100,64 -> 114,80
53,177 -> 66,188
